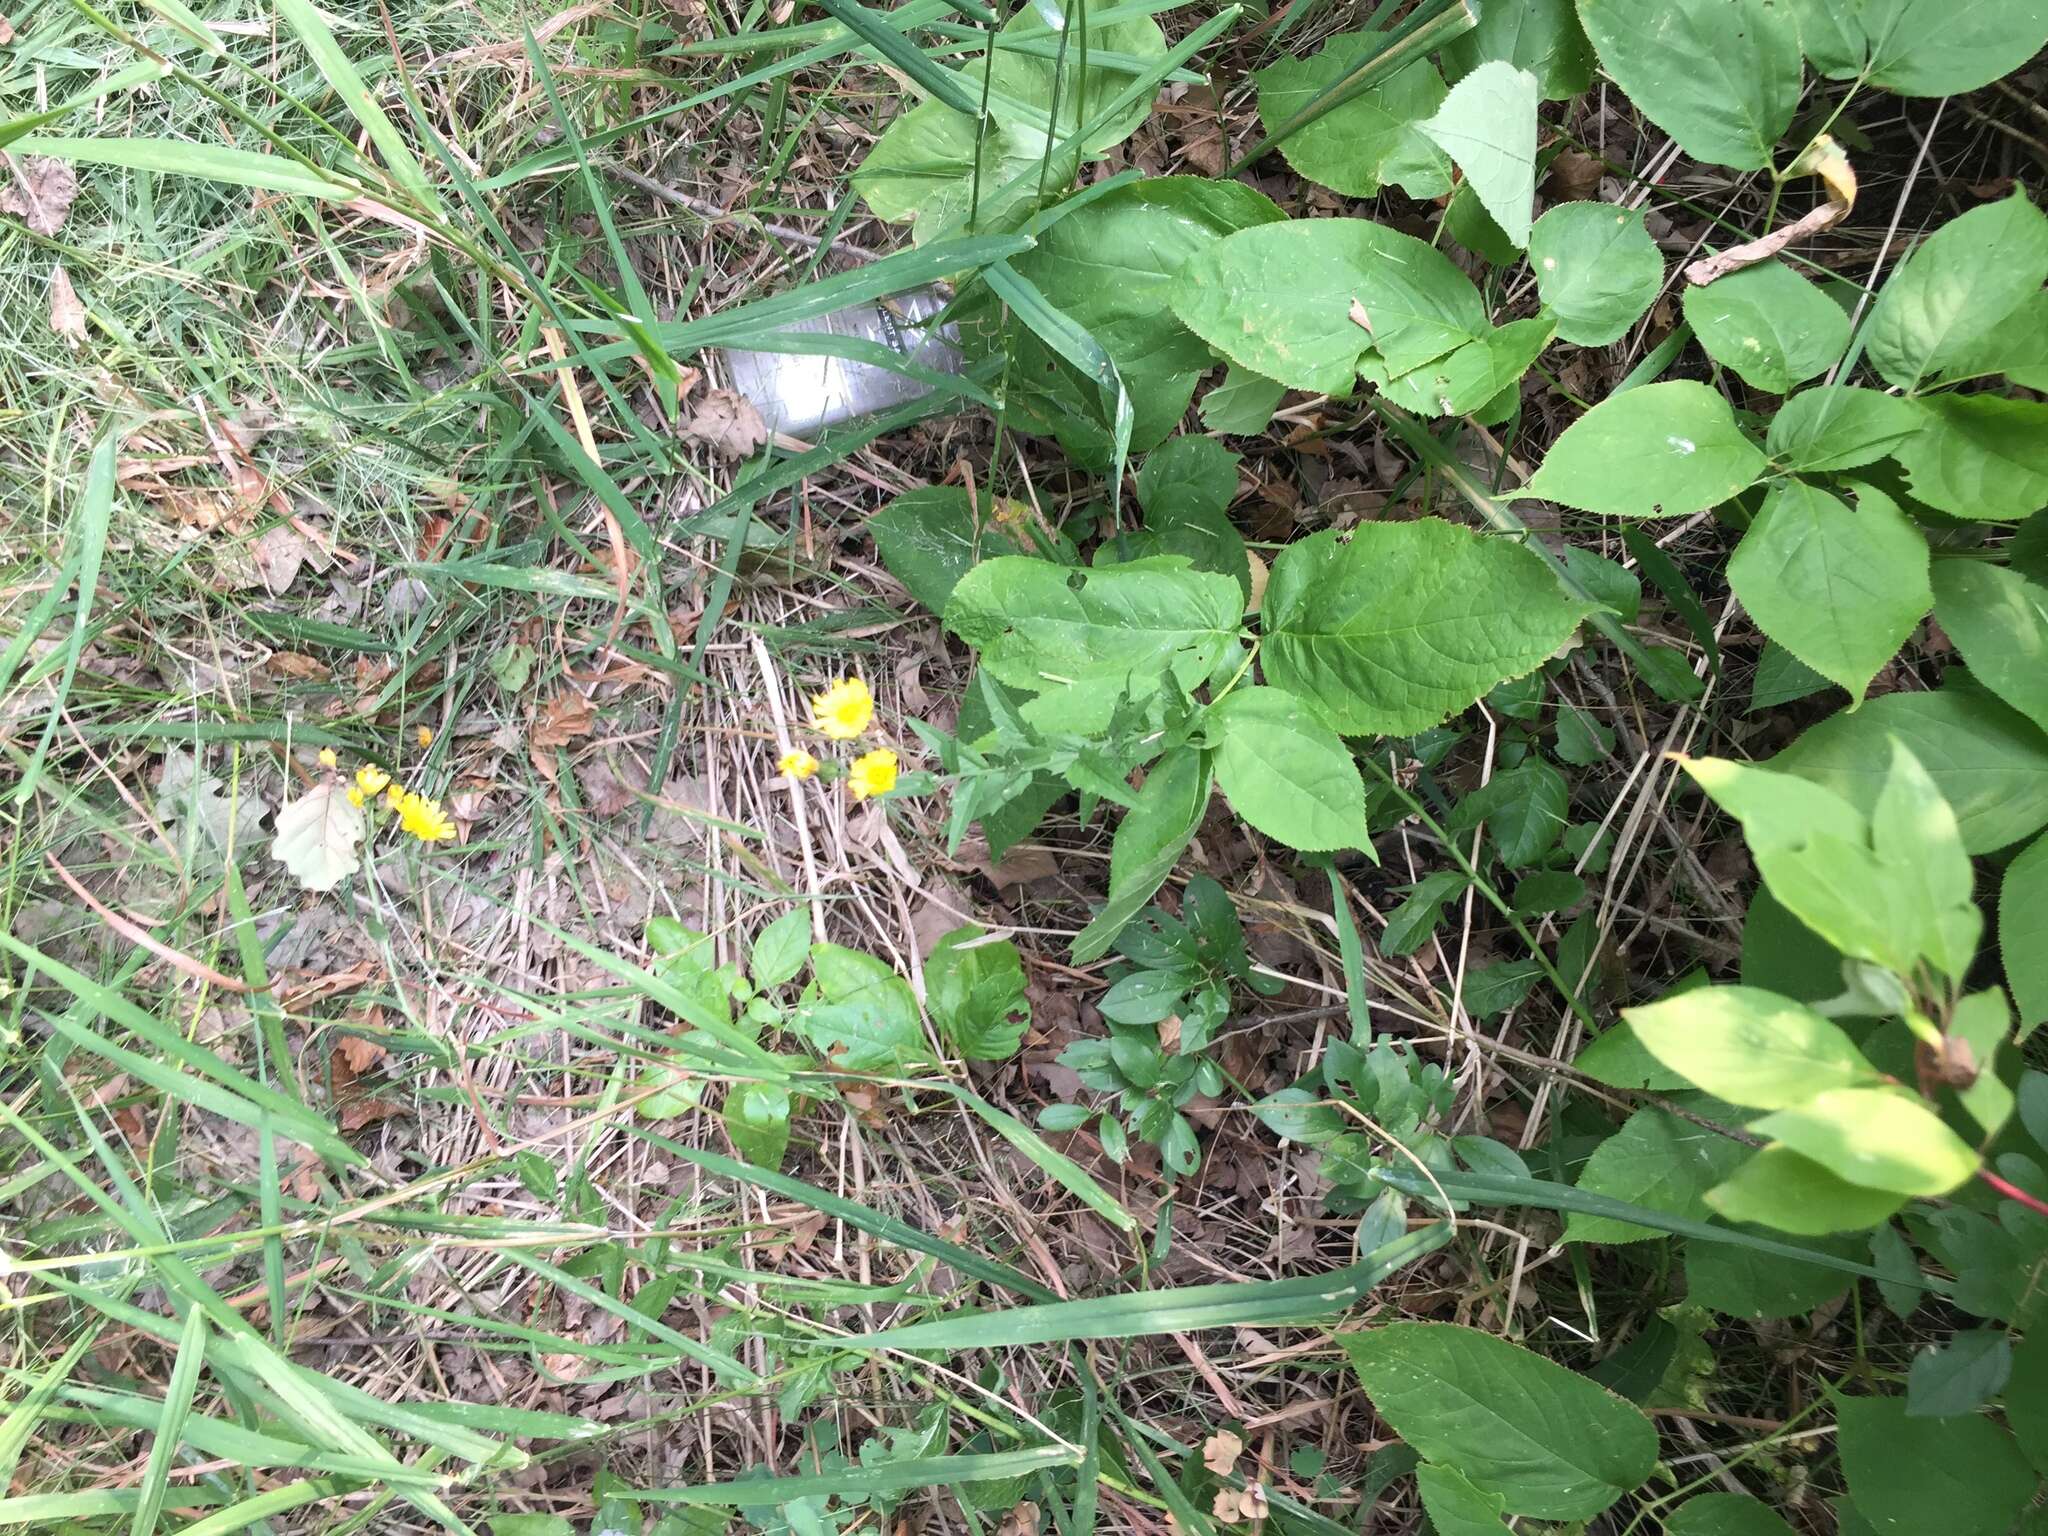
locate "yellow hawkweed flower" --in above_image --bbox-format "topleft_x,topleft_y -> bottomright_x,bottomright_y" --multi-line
847,748 -> 898,801
396,789 -> 456,843
356,764 -> 391,797
808,676 -> 874,740
779,749 -> 819,780
384,784 -> 406,815
347,786 -> 366,807
417,725 -> 434,748
317,747 -> 339,769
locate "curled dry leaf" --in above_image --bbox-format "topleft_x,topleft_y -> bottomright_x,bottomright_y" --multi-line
0,156 -> 79,237
49,264 -> 84,346
251,523 -> 316,595
684,388 -> 769,459
995,1501 -> 1041,1536
530,691 -> 596,748
270,781 -> 366,892
1211,1484 -> 1268,1524
1201,1428 -> 1243,1476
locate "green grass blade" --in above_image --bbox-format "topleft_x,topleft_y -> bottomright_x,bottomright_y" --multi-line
803,0 -> 986,117
11,135 -> 354,197
983,258 -> 1134,511
12,432 -> 111,805
631,1447 -> 1081,1505
127,1310 -> 209,1536
275,0 -> 442,208
840,1222 -> 1451,1350
946,1083 -> 1139,1234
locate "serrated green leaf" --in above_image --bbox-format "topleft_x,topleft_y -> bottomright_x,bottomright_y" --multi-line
1201,364 -> 1286,435
1621,984 -> 1881,1109
750,909 -> 813,990
1340,1323 -> 1657,1519
1073,747 -> 1211,964
1575,0 -> 1801,171
1417,62 -> 1539,247
1765,386 -> 1925,472
1566,1107 -> 1748,1244
1528,202 -> 1663,346
1895,393 -> 2048,520
1727,480 -> 1929,701
1938,290 -> 2048,390
1446,758 -> 1570,867
791,945 -> 927,1072
1520,380 -> 1764,517
1666,1493 -> 1799,1536
1252,30 -> 1450,199
872,487 -> 1055,617
2003,834 -> 2048,1039
1260,521 -> 1591,735
1415,1464 -> 1510,1536
1684,260 -> 1849,393
1792,0 -> 2048,96
722,1080 -> 792,1170
1864,191 -> 2048,392
1127,435 -> 1251,597
1706,1146 -> 1906,1235
1907,1330 -> 2013,1418
926,926 -> 1031,1061
1208,686 -> 1369,852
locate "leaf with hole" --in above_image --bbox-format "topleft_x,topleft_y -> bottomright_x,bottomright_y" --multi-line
1260,522 -> 1591,736
1528,202 -> 1663,346
1684,261 -> 1849,393
1520,381 -> 1764,517
1575,0 -> 1802,170
1341,1322 -> 1657,1519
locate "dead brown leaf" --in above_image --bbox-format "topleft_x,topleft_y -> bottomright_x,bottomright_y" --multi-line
1,155 -> 78,237
954,836 -> 1059,891
252,523 -> 315,595
49,263 -> 84,346
996,1502 -> 1041,1536
1211,1483 -> 1268,1524
1545,149 -> 1603,202
531,691 -> 596,748
335,1034 -> 387,1074
329,1043 -> 407,1131
1201,1429 -> 1243,1477
684,388 -> 768,459
0,15 -> 15,43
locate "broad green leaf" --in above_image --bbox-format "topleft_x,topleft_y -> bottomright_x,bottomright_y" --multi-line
2004,834 -> 2048,1038
1073,747 -> 1211,963
1683,261 -> 1849,393
1741,884 -> 1843,1003
1765,386 -> 1925,472
791,945 -> 927,1072
1377,314 -> 1556,418
1751,1088 -> 1978,1195
1520,381 -> 1764,517
1871,739 -> 1984,982
926,926 -> 1031,1061
1706,1147 -> 1906,1235
1947,989 -> 2015,1138
2006,1329 -> 2048,1474
1414,1464 -> 1510,1536
1838,1395 -> 2036,1536
1684,1233 -> 1856,1318
871,487 -> 1052,617
1444,179 -> 1522,265
1442,0 -> 1594,98
1172,219 -> 1486,395
1773,686 -> 2048,853
943,555 -> 1242,731
749,909 -> 812,990
1260,521 -> 1591,735
1528,202 -> 1663,346
1208,687 -> 1369,852
1445,759 -> 1570,868
1253,30 -> 1450,199
1667,1493 -> 1799,1536
1565,1107 -> 1748,1244
1908,1330 -> 2014,1419
1341,1322 -> 1657,1519
1128,435 -> 1251,598
1417,62 -> 1539,248
722,1080 -> 791,1169
1575,1023 -> 1691,1091
991,177 -> 1286,467
1792,0 -> 2048,96
1621,985 -> 1881,1109
1864,192 -> 2048,392
1938,290 -> 2048,390
1726,480 -> 1929,700
1895,393 -> 2048,521
853,5 -> 1167,240
1574,0 -> 1801,170
1381,870 -> 1472,957
1749,641 -> 1832,712
1202,364 -> 1286,435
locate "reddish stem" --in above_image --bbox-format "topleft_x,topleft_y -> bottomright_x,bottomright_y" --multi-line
1979,1167 -> 2048,1220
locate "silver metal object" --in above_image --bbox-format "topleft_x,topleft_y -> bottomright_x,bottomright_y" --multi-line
719,286 -> 962,438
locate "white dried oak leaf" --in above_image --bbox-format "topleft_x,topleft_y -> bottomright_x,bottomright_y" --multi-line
270,781 -> 366,891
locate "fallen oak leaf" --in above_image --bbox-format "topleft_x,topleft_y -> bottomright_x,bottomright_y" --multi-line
0,155 -> 78,237
270,781 -> 366,892
530,691 -> 596,748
